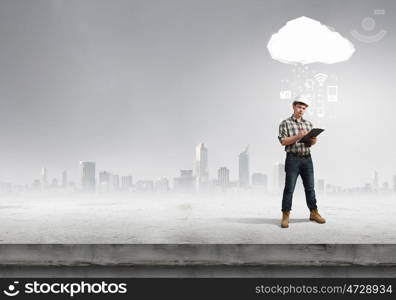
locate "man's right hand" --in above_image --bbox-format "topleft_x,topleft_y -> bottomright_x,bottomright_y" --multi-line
280,129 -> 308,146
297,129 -> 307,139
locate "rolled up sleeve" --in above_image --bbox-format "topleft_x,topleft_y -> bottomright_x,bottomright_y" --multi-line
278,121 -> 287,144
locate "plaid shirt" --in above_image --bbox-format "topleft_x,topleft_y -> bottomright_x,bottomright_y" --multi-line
278,114 -> 313,155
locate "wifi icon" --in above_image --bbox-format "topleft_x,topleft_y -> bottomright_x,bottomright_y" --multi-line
314,73 -> 328,86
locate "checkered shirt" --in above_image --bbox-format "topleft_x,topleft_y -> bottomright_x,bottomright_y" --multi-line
278,114 -> 313,155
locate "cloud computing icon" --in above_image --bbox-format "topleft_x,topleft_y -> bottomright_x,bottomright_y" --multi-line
351,9 -> 387,43
3,281 -> 20,297
268,16 -> 352,123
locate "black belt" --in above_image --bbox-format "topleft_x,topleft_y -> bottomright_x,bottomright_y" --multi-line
287,152 -> 311,158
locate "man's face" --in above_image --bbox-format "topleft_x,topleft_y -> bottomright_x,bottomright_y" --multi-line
293,103 -> 307,118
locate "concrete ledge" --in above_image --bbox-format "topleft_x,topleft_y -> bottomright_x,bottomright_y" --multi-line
1,244 -> 396,267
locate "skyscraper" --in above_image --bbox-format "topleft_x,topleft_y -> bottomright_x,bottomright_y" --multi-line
80,161 -> 96,192
272,162 -> 285,193
111,174 -> 120,191
194,143 -> 209,187
41,167 -> 48,189
99,171 -> 111,185
318,179 -> 325,194
99,171 -> 111,192
62,170 -> 68,188
238,146 -> 250,188
373,171 -> 379,191
112,174 -> 120,191
218,167 -> 230,188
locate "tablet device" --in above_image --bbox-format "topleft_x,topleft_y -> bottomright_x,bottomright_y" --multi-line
299,128 -> 324,143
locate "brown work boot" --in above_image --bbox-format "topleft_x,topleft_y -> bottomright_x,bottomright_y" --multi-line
281,211 -> 290,228
309,208 -> 326,224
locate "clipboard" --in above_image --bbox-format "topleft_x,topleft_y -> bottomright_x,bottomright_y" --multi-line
299,128 -> 324,143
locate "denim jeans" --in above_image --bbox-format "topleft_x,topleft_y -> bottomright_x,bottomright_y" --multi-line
281,153 -> 318,212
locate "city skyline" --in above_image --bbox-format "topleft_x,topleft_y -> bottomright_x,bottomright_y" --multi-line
0,141 -> 394,196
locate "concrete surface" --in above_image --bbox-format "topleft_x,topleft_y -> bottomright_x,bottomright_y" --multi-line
0,244 -> 396,277
2,193 -> 395,277
1,192 -> 395,243
2,244 -> 396,266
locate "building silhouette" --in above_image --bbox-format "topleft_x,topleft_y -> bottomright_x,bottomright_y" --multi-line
174,170 -> 196,193
121,175 -> 133,190
62,170 -> 68,188
252,172 -> 268,191
32,179 -> 41,190
373,171 -> 379,191
154,177 -> 170,192
136,180 -> 154,192
218,167 -> 230,188
0,182 -> 12,193
194,143 -> 209,190
51,178 -> 58,188
41,167 -> 48,189
363,183 -> 372,193
238,146 -> 250,188
112,174 -> 120,191
99,171 -> 111,191
317,179 -> 325,194
99,171 -> 111,183
272,162 -> 285,193
80,161 -> 96,192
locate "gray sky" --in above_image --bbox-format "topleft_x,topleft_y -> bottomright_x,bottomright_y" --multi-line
0,0 -> 395,187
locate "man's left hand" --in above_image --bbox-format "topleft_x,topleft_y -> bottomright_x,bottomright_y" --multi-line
309,137 -> 317,146
304,137 -> 317,147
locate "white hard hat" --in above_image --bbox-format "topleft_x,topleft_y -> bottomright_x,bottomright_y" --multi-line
293,94 -> 312,107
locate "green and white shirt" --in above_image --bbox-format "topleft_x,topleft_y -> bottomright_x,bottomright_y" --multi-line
278,114 -> 313,155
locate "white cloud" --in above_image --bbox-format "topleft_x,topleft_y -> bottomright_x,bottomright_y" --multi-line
267,16 -> 355,64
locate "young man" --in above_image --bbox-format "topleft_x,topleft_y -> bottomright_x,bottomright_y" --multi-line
277,97 -> 326,228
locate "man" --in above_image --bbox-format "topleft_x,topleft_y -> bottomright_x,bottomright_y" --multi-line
277,96 -> 326,228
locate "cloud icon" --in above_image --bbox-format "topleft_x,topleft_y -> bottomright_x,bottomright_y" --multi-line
267,16 -> 355,65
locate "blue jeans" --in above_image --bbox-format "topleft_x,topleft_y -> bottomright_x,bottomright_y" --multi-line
281,153 -> 318,212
